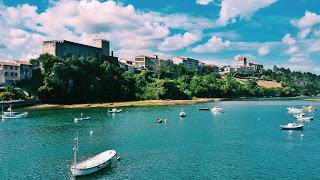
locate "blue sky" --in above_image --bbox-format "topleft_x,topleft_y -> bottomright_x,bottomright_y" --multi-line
1,0 -> 320,73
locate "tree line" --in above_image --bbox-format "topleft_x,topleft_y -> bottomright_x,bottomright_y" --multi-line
15,54 -> 320,104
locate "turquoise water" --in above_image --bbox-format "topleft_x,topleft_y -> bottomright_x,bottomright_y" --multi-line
1,99 -> 320,179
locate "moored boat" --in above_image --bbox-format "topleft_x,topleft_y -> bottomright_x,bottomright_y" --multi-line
71,134 -> 117,177
1,106 -> 28,119
108,108 -> 122,113
295,113 -> 314,121
199,108 -> 210,111
179,111 -> 186,117
211,106 -> 224,113
287,107 -> 303,114
303,105 -> 317,111
74,117 -> 91,122
155,118 -> 163,123
280,123 -> 304,130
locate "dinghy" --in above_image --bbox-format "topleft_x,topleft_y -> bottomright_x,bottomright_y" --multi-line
74,113 -> 91,122
108,108 -> 122,113
74,117 -> 91,122
179,111 -> 186,117
71,134 -> 117,177
295,113 -> 314,121
1,106 -> 28,119
211,106 -> 224,113
280,123 -> 303,130
287,107 -> 303,114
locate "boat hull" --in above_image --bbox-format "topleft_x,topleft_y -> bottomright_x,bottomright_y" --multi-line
1,112 -> 28,119
280,126 -> 303,130
71,160 -> 111,176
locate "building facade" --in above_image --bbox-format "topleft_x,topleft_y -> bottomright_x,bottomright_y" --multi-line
224,66 -> 235,75
42,38 -> 110,59
119,59 -> 136,73
235,56 -> 264,75
0,60 -> 32,85
134,55 -> 167,69
171,57 -> 200,68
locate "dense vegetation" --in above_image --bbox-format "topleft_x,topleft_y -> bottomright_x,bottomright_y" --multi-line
15,54 -> 320,104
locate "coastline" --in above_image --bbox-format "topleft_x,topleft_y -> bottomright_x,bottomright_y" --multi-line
24,96 -> 316,110
25,98 -> 222,110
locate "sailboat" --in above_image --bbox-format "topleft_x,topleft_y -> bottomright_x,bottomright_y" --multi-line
71,134 -> 117,177
1,106 -> 28,119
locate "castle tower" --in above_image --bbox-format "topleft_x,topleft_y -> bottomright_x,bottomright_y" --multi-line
93,37 -> 110,56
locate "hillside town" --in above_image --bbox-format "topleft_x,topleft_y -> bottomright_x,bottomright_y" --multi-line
0,38 -> 264,85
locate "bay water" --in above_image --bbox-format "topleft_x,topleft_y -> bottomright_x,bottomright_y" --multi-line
1,99 -> 320,179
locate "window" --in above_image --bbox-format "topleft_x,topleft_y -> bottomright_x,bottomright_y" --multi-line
10,66 -> 13,70
5,72 -> 7,76
11,72 -> 14,76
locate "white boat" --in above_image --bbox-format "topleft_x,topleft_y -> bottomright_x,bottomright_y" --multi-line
1,106 -> 28,119
295,113 -> 314,121
179,111 -> 186,117
74,117 -> 91,122
287,107 -> 303,114
108,108 -> 122,113
71,134 -> 117,177
280,123 -> 304,130
211,106 -> 224,113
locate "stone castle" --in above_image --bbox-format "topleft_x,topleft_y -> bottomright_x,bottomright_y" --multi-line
42,38 -> 110,59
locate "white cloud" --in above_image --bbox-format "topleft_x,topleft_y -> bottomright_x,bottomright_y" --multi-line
0,0 -> 215,60
258,46 -> 270,56
282,34 -> 296,45
158,32 -> 200,51
298,28 -> 311,39
196,0 -> 214,5
291,11 -> 320,39
192,36 -> 230,53
308,42 -> 320,53
286,46 -> 298,55
291,11 -> 320,30
217,0 -> 277,25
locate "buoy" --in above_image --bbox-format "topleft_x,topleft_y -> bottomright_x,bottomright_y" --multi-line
300,134 -> 304,138
117,156 -> 121,161
90,131 -> 94,135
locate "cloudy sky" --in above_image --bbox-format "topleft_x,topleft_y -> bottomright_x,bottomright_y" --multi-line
0,0 -> 320,73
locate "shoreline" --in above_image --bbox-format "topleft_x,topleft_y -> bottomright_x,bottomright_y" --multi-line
25,98 -> 222,110
24,96 -> 316,110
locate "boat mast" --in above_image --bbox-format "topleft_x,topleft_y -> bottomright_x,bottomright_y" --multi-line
73,133 -> 79,166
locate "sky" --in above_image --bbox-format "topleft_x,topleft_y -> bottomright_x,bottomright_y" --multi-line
0,0 -> 320,73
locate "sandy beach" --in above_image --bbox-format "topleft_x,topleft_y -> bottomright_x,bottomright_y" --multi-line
26,98 -> 222,110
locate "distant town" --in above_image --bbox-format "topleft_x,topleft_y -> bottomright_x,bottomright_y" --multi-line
0,38 -> 266,85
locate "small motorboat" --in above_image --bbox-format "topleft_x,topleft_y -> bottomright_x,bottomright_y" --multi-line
199,108 -> 210,111
303,105 -> 317,111
74,113 -> 91,122
1,106 -> 28,119
280,123 -> 304,130
155,118 -> 163,123
108,108 -> 122,113
74,117 -> 91,122
287,107 -> 303,114
295,113 -> 314,121
211,106 -> 224,113
71,134 -> 117,177
179,111 -> 186,117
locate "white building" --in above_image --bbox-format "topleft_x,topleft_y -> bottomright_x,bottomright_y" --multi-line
134,55 -> 167,69
119,59 -> 136,73
171,57 -> 200,68
0,60 -> 33,85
